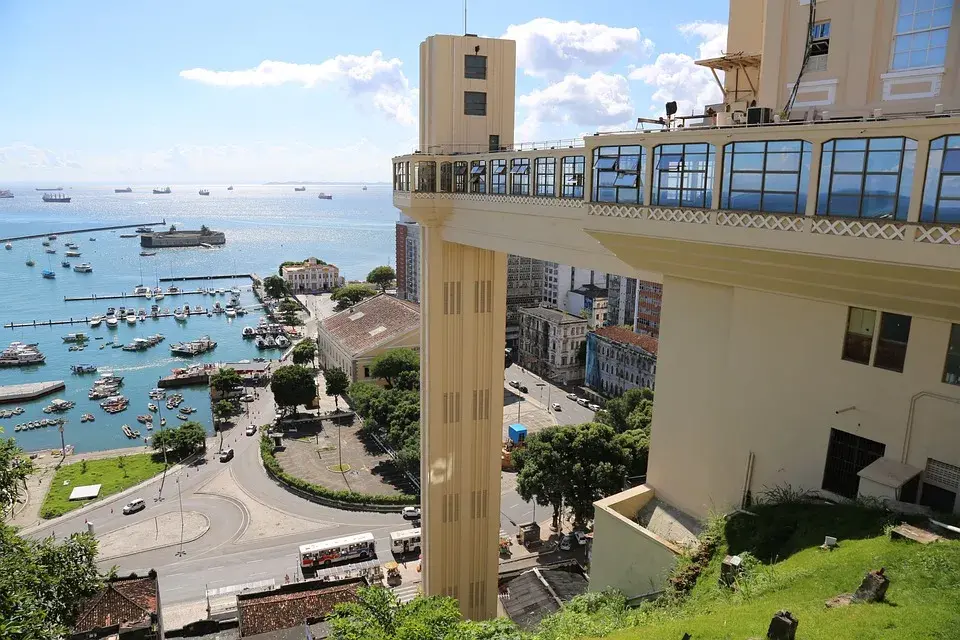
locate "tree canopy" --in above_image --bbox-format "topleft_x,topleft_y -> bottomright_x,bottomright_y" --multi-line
292,339 -> 317,366
263,275 -> 289,300
366,265 -> 396,293
279,258 -> 326,275
515,422 -> 642,525
213,399 -> 235,422
596,387 -> 654,433
349,382 -> 420,477
0,432 -> 107,640
329,586 -> 461,640
151,421 -> 207,458
324,367 -> 350,411
271,364 -> 317,412
332,283 -> 376,311
370,348 -> 419,388
209,367 -> 242,395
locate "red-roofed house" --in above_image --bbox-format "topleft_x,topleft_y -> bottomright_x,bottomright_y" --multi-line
70,571 -> 161,640
236,578 -> 364,637
317,294 -> 420,383
585,326 -> 658,397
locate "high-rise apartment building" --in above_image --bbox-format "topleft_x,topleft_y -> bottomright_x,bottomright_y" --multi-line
395,0 -> 960,617
542,263 -> 605,312
395,215 -> 421,303
506,255 -> 545,349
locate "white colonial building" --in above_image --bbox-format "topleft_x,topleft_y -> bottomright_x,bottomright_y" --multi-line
281,258 -> 345,294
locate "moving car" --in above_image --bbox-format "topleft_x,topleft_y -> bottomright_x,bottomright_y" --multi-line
402,506 -> 421,520
577,398 -> 590,408
519,385 -> 528,393
122,498 -> 145,515
551,403 -> 562,411
220,447 -> 235,462
588,403 -> 600,412
241,394 -> 254,402
566,393 -> 578,401
508,380 -> 520,389
245,425 -> 257,436
559,533 -> 574,551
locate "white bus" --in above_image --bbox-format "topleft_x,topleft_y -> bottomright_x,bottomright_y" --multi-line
299,532 -> 376,570
390,527 -> 421,555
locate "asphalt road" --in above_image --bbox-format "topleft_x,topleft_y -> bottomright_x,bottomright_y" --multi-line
504,363 -> 596,426
25,360 -> 587,607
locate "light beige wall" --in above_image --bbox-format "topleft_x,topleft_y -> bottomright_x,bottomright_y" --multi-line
591,486 -> 681,598
759,0 -> 960,115
353,333 -> 420,384
420,35 -> 516,153
648,276 -> 960,518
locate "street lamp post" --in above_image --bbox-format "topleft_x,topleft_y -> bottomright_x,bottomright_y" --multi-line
175,474 -> 186,556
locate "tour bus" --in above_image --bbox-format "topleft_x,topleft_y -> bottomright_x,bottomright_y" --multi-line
298,532 -> 376,569
390,527 -> 422,555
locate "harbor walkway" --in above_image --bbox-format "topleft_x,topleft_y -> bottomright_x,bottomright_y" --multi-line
0,221 -> 166,243
0,381 -> 66,404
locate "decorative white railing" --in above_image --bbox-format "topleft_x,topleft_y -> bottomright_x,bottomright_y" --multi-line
915,224 -> 960,245
811,218 -> 906,240
717,211 -> 805,232
647,207 -> 711,224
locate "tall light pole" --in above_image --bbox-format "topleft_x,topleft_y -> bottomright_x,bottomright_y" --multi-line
156,383 -> 168,503
175,474 -> 186,557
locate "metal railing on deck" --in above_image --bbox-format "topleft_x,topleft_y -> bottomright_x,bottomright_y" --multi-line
414,139 -> 584,157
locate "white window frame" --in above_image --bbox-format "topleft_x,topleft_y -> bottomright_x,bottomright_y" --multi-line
891,0 -> 953,71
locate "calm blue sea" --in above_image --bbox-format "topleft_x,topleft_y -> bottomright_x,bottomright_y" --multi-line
0,184 -> 395,453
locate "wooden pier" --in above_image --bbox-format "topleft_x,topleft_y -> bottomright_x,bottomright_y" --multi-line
0,221 -> 166,243
159,273 -> 255,282
64,289 -> 213,302
4,306 -> 261,329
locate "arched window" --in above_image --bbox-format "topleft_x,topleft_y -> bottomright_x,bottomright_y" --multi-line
921,135 -> 960,223
721,140 -> 812,214
817,137 -> 917,220
651,143 -> 715,208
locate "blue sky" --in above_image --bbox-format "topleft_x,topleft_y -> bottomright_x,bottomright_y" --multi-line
0,0 -> 729,183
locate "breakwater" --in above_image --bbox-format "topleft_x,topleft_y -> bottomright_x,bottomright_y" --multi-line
0,221 -> 165,243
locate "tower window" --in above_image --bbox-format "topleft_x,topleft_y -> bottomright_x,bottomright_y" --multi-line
465,54 -> 487,80
806,20 -> 831,72
465,91 -> 487,116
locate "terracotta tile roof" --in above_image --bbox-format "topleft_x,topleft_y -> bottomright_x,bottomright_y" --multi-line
320,294 -> 420,357
73,576 -> 158,633
592,326 -> 659,355
237,582 -> 361,637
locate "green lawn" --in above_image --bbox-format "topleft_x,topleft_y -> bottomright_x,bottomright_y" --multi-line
40,453 -> 169,519
603,505 -> 960,640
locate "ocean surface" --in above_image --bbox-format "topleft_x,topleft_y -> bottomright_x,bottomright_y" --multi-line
0,184 -> 396,453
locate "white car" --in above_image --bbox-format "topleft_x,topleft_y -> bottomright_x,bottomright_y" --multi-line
566,393 -> 578,401
245,425 -> 257,436
573,530 -> 589,546
551,402 -> 562,411
241,394 -> 255,402
402,506 -> 421,520
122,498 -> 145,515
508,380 -> 520,389
588,403 -> 600,412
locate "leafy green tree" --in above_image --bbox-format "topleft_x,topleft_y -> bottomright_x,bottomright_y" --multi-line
279,298 -> 301,313
263,275 -> 289,300
370,348 -> 419,388
293,339 -> 317,366
324,367 -> 350,411
281,309 -> 302,326
0,432 -> 107,640
0,429 -> 33,517
449,618 -> 523,640
331,283 -> 376,311
152,422 -> 207,458
214,399 -> 234,422
209,367 -> 242,396
271,365 -> 317,412
514,425 -> 572,530
348,381 -> 385,417
613,428 -> 650,478
597,387 -> 654,433
329,586 -> 461,640
395,370 -> 419,392
366,265 -> 396,293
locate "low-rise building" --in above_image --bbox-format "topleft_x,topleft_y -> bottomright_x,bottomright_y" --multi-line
317,293 -> 420,383
236,578 -> 364,638
70,571 -> 161,640
567,284 -> 608,329
517,306 -> 588,384
585,326 -> 658,397
281,258 -> 344,294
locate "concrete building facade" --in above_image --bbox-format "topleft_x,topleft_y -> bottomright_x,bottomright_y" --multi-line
506,255 -> 546,349
396,215 -> 421,303
605,275 -> 637,328
517,306 -> 588,384
395,0 -> 960,617
281,258 -> 344,294
585,326 -> 658,397
542,263 -> 605,311
567,284 -> 608,329
635,280 -> 663,336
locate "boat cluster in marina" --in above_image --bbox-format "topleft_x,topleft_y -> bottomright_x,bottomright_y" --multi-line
244,319 -> 290,349
88,373 -> 124,400
1,342 -> 45,367
170,336 -> 217,356
13,417 -> 64,432
0,407 -> 25,419
42,398 -> 75,413
101,395 -> 129,414
121,334 -> 165,351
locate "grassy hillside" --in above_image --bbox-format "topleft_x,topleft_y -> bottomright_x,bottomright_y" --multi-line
538,504 -> 960,640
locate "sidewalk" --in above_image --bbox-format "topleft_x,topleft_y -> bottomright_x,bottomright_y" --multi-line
98,510 -> 209,560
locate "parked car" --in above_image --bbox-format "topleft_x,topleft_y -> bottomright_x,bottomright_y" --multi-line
551,403 -> 562,411
577,398 -> 590,408
508,380 -> 520,389
245,425 -> 257,436
220,447 -> 235,462
566,393 -> 578,401
559,533 -> 574,551
402,506 -> 422,520
122,498 -> 145,515
572,530 -> 589,546
519,385 -> 528,393
241,394 -> 255,402
588,403 -> 600,412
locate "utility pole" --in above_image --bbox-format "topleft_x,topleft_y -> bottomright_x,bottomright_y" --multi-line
156,382 -> 168,503
175,474 -> 186,557
58,419 -> 66,459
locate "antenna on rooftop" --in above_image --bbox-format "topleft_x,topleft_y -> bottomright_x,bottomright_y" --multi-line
463,0 -> 467,35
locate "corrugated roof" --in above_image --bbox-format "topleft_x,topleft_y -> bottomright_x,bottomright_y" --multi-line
320,294 -> 420,357
237,582 -> 360,637
592,326 -> 659,355
501,568 -> 588,631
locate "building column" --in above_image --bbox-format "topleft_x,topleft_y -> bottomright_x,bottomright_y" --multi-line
420,224 -> 507,620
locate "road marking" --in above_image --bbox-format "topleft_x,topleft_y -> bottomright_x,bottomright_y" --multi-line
245,559 -> 264,565
165,585 -> 187,591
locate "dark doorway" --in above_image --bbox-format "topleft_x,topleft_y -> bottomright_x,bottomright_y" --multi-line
821,428 -> 886,499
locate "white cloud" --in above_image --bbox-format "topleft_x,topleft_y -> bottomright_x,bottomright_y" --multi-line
517,72 -> 634,141
629,22 -> 728,116
180,51 -> 416,125
503,18 -> 653,77
0,140 -> 404,183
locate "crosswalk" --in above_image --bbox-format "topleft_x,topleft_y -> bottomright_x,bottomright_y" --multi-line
392,582 -> 421,604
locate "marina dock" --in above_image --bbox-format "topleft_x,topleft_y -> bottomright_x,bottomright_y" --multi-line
4,306 -> 262,329
64,289 -> 215,302
159,273 -> 256,282
0,221 -> 166,243
0,381 -> 66,404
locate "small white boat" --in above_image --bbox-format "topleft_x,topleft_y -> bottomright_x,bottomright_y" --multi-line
174,310 -> 187,322
154,291 -> 164,301
73,263 -> 93,273
276,335 -> 290,348
4,243 -> 12,250
126,314 -> 137,325
133,285 -> 150,295
242,326 -> 255,338
106,317 -> 118,328
225,308 -> 236,318
255,336 -> 266,349
264,335 -> 276,348
89,316 -> 103,328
